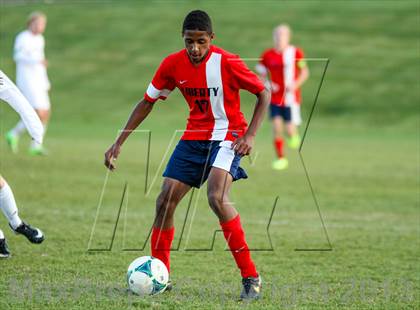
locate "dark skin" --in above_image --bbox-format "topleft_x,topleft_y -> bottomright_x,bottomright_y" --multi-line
183,30 -> 214,65
104,30 -> 270,226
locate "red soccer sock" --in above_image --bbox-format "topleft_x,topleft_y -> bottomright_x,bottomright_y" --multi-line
151,226 -> 175,273
274,138 -> 284,158
220,215 -> 258,278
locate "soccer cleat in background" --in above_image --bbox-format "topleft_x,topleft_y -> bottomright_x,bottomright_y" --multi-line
287,134 -> 301,149
5,132 -> 19,154
29,146 -> 48,156
240,276 -> 262,300
10,222 -> 45,244
272,158 -> 289,170
0,238 -> 11,258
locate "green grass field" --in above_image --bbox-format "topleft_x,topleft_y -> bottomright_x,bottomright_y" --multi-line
0,0 -> 419,309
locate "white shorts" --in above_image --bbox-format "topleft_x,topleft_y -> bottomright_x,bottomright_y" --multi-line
290,103 -> 302,126
19,86 -> 50,110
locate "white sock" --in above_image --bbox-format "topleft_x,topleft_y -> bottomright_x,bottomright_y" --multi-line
30,123 -> 46,149
10,120 -> 27,137
0,183 -> 23,229
0,229 -> 4,239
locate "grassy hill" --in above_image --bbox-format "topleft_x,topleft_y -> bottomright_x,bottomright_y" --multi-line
1,0 -> 418,136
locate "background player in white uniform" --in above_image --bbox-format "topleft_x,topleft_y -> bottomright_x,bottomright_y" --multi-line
6,12 -> 50,155
0,70 -> 45,258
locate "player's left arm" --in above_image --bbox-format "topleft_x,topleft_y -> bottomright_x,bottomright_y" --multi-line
232,86 -> 271,156
289,48 -> 310,91
293,65 -> 309,90
228,56 -> 271,155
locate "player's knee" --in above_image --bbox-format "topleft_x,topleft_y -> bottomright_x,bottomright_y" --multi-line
207,191 -> 224,210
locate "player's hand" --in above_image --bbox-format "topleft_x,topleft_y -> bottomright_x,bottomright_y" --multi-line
42,59 -> 48,67
231,134 -> 254,156
104,143 -> 121,171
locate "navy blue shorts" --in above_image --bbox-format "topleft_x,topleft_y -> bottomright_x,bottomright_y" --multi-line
269,103 -> 291,121
163,140 -> 248,188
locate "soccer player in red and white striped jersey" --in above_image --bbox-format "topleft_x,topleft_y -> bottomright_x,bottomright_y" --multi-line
104,10 -> 270,300
256,24 -> 309,170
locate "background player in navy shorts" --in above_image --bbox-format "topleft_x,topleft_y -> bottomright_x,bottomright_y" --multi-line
256,24 -> 309,170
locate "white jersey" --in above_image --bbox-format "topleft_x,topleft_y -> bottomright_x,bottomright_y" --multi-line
0,70 -> 44,144
13,30 -> 50,92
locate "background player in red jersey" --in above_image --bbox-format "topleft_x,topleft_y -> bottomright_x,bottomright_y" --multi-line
256,24 -> 309,170
104,10 -> 270,300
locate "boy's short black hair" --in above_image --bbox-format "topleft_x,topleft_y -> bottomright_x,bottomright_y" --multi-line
182,10 -> 213,34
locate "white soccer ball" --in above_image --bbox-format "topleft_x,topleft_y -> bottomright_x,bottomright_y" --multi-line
127,256 -> 169,296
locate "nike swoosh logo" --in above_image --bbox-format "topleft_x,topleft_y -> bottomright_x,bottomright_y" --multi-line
179,80 -> 188,85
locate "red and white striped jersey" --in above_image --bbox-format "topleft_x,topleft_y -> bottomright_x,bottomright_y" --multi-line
144,45 -> 264,141
257,46 -> 305,107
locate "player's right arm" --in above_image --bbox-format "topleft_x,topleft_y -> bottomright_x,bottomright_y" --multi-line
255,51 -> 277,93
104,56 -> 175,171
255,51 -> 268,81
104,99 -> 154,170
